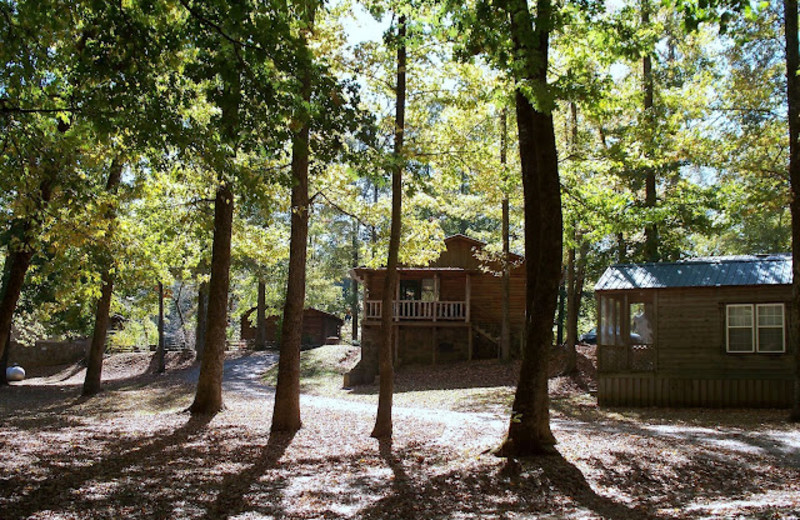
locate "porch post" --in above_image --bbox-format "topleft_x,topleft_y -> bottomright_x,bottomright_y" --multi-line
363,275 -> 368,322
465,273 -> 471,322
434,274 -> 440,322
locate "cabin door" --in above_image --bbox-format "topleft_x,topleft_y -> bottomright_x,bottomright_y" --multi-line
627,295 -> 655,371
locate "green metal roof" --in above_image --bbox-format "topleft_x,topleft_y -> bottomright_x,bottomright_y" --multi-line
595,255 -> 792,291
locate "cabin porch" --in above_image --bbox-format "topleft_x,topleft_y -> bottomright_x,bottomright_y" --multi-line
597,290 -> 657,373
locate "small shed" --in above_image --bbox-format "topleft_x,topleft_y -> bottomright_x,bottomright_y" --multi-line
241,307 -> 343,347
595,254 -> 794,408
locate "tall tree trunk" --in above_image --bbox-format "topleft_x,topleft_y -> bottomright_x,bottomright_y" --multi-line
0,331 -> 9,386
189,71 -> 240,415
83,160 -> 124,395
785,0 -> 800,421
372,14 -> 406,440
497,0 -> 560,456
255,281 -> 267,349
189,178 -> 234,415
565,246 -> 578,373
156,281 -> 166,373
195,280 -> 208,360
564,237 -> 587,374
0,176 -> 54,371
642,0 -> 658,262
272,3 -> 316,433
352,219 -> 359,342
556,278 -> 565,345
563,104 -> 582,375
500,106 -> 511,361
174,282 -> 188,345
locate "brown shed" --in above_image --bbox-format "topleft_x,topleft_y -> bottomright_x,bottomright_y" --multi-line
347,234 -> 526,384
595,255 -> 794,408
241,307 -> 343,347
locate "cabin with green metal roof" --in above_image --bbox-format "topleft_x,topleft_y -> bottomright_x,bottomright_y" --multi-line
594,254 -> 794,408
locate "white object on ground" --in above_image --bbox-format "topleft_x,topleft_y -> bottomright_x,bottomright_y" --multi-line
6,365 -> 25,381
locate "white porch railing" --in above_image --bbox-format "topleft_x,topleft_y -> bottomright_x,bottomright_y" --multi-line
365,300 -> 467,321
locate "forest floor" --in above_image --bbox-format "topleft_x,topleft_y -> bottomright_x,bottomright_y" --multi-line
1,345 -> 799,519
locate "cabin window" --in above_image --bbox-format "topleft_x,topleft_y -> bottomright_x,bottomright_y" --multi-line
399,278 -> 436,301
726,304 -> 785,354
421,278 -> 436,301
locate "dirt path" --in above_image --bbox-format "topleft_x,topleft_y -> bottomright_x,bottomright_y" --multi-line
196,352 -> 800,462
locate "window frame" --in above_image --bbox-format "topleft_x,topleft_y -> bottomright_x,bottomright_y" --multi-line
725,303 -> 786,354
755,303 -> 786,353
726,304 -> 755,354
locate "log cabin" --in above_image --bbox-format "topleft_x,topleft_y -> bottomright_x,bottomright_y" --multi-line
595,254 -> 795,408
241,307 -> 343,347
346,234 -> 526,385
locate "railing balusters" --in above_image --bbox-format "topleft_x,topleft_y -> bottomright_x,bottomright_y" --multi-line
364,300 -> 467,321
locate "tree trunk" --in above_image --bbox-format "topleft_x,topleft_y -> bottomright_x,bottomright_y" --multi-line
785,0 -> 800,421
255,281 -> 267,349
500,107 -> 511,361
564,237 -> 587,374
642,0 -> 658,262
0,331 -> 10,386
372,14 -> 406,440
565,246 -> 578,373
189,178 -> 234,415
189,56 -> 241,416
83,160 -> 123,395
156,281 -> 166,373
556,279 -> 565,345
496,0 -> 560,456
174,282 -> 188,345
352,219 -> 360,342
0,176 -> 53,371
272,5 -> 316,433
195,281 -> 208,360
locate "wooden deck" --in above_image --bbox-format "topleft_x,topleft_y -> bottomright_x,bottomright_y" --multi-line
364,300 -> 468,321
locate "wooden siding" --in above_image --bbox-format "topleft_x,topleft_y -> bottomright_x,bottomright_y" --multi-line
599,375 -> 792,408
430,238 -> 483,270
240,308 -> 342,346
469,268 -> 526,326
654,286 -> 793,378
597,285 -> 794,408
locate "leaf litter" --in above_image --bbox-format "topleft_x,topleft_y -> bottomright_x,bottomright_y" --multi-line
1,345 -> 798,519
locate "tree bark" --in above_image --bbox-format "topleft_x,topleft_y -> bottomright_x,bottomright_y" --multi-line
82,160 -> 124,395
0,176 -> 54,371
272,4 -> 316,433
784,0 -> 800,421
189,69 -> 239,415
189,177 -> 234,415
255,281 -> 267,349
0,331 -> 9,386
496,0 -> 560,456
352,219 -> 359,341
564,237 -> 587,374
372,14 -> 406,440
500,107 -> 511,361
156,281 -> 166,373
642,0 -> 658,262
195,281 -> 208,360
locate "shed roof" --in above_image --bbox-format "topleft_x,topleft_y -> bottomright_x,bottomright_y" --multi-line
595,254 -> 792,291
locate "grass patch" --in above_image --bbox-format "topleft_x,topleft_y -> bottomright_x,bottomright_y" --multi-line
262,344 -> 361,395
